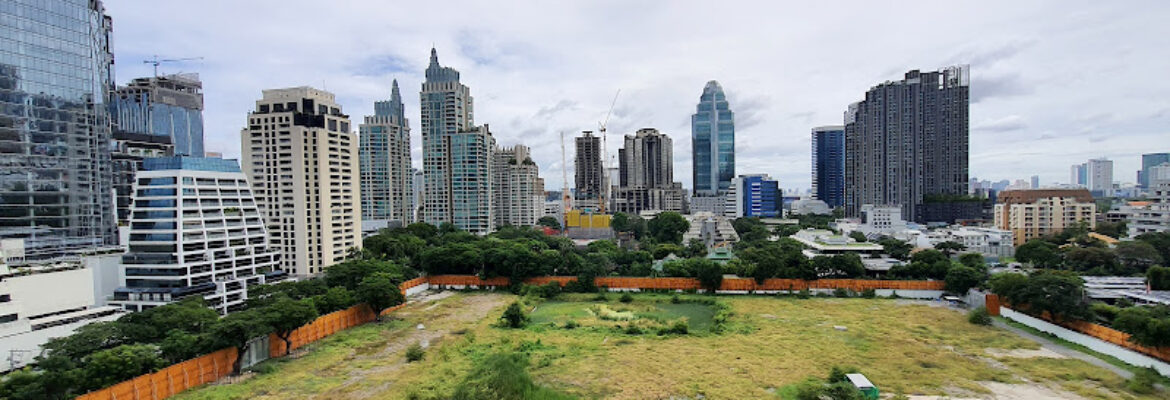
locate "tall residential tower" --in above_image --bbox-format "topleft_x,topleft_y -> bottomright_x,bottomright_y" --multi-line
612,128 -> 686,213
811,126 -> 845,209
574,131 -> 603,209
359,80 -> 413,226
420,48 -> 476,229
691,81 -> 735,197
241,87 -> 361,276
844,66 -> 970,223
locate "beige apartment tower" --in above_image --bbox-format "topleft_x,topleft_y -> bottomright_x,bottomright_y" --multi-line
241,87 -> 361,276
993,189 -> 1096,246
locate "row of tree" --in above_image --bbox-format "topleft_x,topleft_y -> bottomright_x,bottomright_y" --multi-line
0,258 -> 412,400
1016,227 -> 1167,277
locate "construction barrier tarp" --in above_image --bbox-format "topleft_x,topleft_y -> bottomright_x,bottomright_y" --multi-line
75,347 -> 237,400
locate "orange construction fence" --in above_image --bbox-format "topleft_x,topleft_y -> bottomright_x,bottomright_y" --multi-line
268,304 -> 376,357
435,275 -> 944,292
75,347 -> 237,400
1019,307 -> 1170,362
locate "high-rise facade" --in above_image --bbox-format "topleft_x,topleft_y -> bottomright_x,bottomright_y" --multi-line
612,128 -> 686,214
1140,153 -> 1169,189
1086,158 -> 1113,197
111,73 -> 205,225
691,81 -> 735,197
844,66 -> 970,223
1070,163 -> 1088,186
494,145 -> 543,228
420,48 -> 475,228
575,131 -> 603,207
0,0 -> 117,260
811,125 -> 845,208
241,87 -> 361,276
449,125 -> 495,233
359,80 -> 412,225
111,157 -> 284,314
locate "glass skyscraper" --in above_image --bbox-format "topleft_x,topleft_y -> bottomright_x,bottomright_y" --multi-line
359,79 -> 413,224
0,0 -> 117,259
811,126 -> 845,208
110,74 -> 204,156
691,80 -> 735,196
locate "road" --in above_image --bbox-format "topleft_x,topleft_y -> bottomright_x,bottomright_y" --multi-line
992,319 -> 1133,379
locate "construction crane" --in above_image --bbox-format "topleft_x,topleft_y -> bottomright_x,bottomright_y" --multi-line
143,55 -> 203,76
597,90 -> 620,214
559,131 -> 572,236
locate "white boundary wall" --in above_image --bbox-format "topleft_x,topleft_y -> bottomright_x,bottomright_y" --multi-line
404,282 -> 430,297
1001,307 -> 1170,377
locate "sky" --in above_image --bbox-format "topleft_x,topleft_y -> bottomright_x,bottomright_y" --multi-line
104,0 -> 1170,193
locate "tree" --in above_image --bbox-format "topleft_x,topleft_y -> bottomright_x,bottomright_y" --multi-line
934,241 -> 967,257
1148,266 -> 1170,290
685,238 -> 708,258
945,265 -> 984,294
1115,241 -> 1163,273
326,259 -> 408,291
1113,306 -> 1170,348
691,258 -> 724,292
647,212 -> 689,244
989,272 -> 1029,301
773,224 -> 801,238
911,249 -> 948,265
314,286 -> 356,314
40,321 -> 128,363
500,302 -> 529,328
813,254 -> 865,278
356,272 -> 406,316
1015,240 -> 1061,268
536,216 -> 561,231
879,238 -> 912,261
82,344 -> 166,392
266,296 -> 320,354
159,329 -> 206,363
1094,221 -> 1127,239
1063,247 -> 1119,275
420,242 -> 482,275
848,231 -> 867,243
1136,232 -> 1170,266
652,243 -> 685,260
403,222 -> 438,242
958,253 -> 986,271
208,309 -> 273,374
1012,271 -> 1091,321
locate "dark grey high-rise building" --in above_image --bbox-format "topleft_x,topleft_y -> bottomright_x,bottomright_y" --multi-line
574,131 -> 602,203
844,66 -> 970,223
811,125 -> 845,208
0,0 -> 117,260
613,128 -> 685,213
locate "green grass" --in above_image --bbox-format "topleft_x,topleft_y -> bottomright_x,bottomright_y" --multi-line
176,293 -> 1166,400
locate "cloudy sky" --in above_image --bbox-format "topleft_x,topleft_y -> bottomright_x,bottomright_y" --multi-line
104,0 -> 1170,192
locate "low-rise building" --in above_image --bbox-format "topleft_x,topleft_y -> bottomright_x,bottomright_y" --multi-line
791,229 -> 884,257
993,189 -> 1096,246
682,212 -> 739,248
1123,176 -> 1170,237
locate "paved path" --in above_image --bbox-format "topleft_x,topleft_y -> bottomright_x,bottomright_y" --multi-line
992,319 -> 1133,379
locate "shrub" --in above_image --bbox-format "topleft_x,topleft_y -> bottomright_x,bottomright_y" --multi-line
624,324 -> 643,335
500,302 -> 529,328
797,289 -> 811,299
860,289 -> 876,299
620,293 -> 634,303
592,291 -> 609,302
562,320 -> 578,330
405,343 -> 425,362
536,281 -> 561,299
968,307 -> 992,326
670,294 -> 681,304
827,365 -> 859,383
1091,303 -> 1120,324
668,320 -> 688,335
833,288 -> 850,298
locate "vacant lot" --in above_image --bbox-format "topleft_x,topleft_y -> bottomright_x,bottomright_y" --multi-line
177,292 -> 1161,400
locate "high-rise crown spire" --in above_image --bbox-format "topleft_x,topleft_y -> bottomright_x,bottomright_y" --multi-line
391,79 -> 401,102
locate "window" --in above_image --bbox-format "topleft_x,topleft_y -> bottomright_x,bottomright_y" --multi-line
0,314 -> 16,323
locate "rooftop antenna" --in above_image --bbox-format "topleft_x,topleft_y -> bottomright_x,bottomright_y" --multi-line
143,55 -> 203,77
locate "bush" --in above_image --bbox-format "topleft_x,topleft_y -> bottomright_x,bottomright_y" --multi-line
657,320 -> 689,335
536,281 -> 561,299
670,294 -> 681,304
405,343 -> 425,362
968,307 -> 992,326
624,325 -> 644,335
500,302 -> 529,329
797,289 -> 811,299
619,293 -> 634,303
833,288 -> 850,298
860,289 -> 876,299
562,320 -> 578,330
592,291 -> 609,302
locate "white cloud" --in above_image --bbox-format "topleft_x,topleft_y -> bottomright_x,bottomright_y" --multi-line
104,0 -> 1170,190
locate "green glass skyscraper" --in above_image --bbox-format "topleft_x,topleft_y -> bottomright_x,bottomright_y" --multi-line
691,81 -> 735,196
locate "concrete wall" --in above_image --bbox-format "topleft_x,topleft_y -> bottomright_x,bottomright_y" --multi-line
1001,307 -> 1170,377
8,267 -> 95,318
404,282 -> 430,297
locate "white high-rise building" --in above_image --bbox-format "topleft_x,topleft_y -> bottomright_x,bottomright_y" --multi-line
111,157 -> 284,314
1087,158 -> 1114,197
494,145 -> 544,228
241,87 -> 361,276
360,80 -> 413,226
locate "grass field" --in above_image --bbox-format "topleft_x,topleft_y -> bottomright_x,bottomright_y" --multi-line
175,292 -> 1164,400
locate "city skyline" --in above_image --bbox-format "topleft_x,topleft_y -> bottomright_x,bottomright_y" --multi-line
102,0 -> 1170,192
